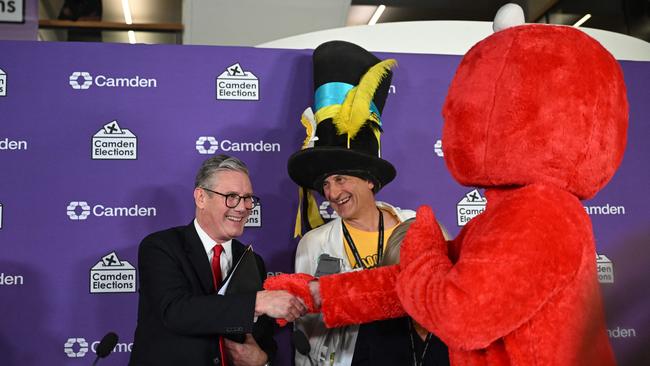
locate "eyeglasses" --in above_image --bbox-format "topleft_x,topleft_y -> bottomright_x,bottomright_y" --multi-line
201,187 -> 260,209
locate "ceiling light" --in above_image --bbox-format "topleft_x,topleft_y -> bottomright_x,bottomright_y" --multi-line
573,14 -> 591,28
128,30 -> 136,44
121,0 -> 133,24
121,0 -> 136,44
368,5 -> 386,25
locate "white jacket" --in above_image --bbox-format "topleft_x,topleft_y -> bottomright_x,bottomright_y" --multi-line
294,201 -> 415,366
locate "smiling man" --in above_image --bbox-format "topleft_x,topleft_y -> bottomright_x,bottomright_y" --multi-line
287,41 -> 415,366
130,154 -> 306,366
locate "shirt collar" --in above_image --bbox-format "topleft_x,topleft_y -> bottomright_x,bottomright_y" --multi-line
193,219 -> 232,259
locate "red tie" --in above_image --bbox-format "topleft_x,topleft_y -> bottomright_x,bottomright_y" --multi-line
211,244 -> 228,366
211,244 -> 223,289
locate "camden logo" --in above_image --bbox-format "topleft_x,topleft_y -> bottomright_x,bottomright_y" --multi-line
92,120 -> 137,160
597,254 -> 614,284
196,136 -> 218,154
608,326 -> 636,338
67,201 -> 157,220
434,139 -> 444,157
245,204 -> 261,227
0,67 -> 6,96
64,336 -> 133,357
0,137 -> 27,151
64,337 -> 89,358
319,201 -> 339,220
0,272 -> 24,286
69,71 -> 158,90
67,201 -> 91,220
216,63 -> 259,100
456,189 -> 487,226
69,71 -> 93,89
90,251 -> 136,293
195,136 -> 281,154
584,204 -> 626,216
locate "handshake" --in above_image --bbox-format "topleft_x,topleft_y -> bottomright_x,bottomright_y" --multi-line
257,273 -> 320,325
257,206 -> 447,327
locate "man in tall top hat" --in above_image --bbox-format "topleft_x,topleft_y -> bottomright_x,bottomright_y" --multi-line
288,41 -> 416,366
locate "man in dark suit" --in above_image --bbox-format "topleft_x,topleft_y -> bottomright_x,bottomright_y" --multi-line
130,154 -> 306,366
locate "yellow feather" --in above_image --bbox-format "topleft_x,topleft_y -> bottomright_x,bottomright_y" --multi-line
300,110 -> 316,149
332,59 -> 397,140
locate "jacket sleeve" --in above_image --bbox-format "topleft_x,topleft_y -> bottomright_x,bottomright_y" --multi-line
396,188 -> 586,350
138,234 -> 257,336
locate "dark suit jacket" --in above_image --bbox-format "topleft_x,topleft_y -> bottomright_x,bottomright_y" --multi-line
129,222 -> 276,366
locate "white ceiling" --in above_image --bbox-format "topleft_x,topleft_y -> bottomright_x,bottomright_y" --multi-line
37,0 -> 650,45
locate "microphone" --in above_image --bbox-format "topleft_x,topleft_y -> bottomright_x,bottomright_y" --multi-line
315,254 -> 341,277
292,329 -> 315,366
92,332 -> 119,366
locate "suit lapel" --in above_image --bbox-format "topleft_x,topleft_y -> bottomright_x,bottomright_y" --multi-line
183,222 -> 215,294
227,239 -> 246,280
231,239 -> 245,262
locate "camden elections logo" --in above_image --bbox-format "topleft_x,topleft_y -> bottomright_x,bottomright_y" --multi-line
597,254 -> 614,284
216,63 -> 259,100
92,120 -> 137,160
90,251 -> 136,293
245,204 -> 261,227
0,1 -> 23,23
64,338 -> 89,358
0,67 -> 6,96
69,71 -> 158,90
195,136 -> 281,154
456,189 -> 487,226
67,201 -> 157,220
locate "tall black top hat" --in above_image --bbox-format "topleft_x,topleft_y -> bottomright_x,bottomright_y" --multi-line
287,41 -> 397,193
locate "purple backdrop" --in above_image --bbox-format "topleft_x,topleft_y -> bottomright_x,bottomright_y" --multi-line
0,40 -> 648,365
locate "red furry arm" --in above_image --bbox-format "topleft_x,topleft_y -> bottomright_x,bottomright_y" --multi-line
397,186 -> 586,350
263,273 -> 317,326
315,205 -> 443,328
319,265 -> 405,327
400,205 -> 448,267
263,273 -> 317,312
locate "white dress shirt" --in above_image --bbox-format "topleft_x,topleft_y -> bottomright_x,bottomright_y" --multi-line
194,219 -> 233,281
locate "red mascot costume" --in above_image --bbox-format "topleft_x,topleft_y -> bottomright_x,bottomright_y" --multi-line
266,18 -> 628,366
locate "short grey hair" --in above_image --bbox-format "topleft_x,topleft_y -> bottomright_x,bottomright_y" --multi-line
194,154 -> 249,189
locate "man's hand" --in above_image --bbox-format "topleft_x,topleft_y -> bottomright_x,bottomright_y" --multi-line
263,273 -> 317,311
255,290 -> 307,322
224,334 -> 268,366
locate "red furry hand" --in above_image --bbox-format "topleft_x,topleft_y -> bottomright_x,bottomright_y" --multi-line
400,205 -> 446,268
263,273 -> 317,327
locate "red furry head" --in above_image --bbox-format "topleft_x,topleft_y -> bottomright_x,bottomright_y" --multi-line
442,24 -> 628,199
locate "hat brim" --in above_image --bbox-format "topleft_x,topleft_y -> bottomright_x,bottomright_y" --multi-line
287,147 -> 396,193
